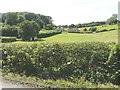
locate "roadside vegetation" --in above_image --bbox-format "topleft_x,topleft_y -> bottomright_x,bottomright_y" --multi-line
1,73 -> 119,88
1,12 -> 119,88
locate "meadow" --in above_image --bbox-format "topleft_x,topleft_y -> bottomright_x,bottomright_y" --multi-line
78,24 -> 117,31
42,30 -> 118,43
8,24 -> 118,43
44,24 -> 118,43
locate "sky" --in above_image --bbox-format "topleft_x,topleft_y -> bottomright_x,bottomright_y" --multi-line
0,0 -> 119,25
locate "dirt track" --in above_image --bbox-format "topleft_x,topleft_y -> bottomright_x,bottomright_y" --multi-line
0,78 -> 38,89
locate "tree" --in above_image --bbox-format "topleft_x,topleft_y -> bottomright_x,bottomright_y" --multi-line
89,27 -> 97,32
17,15 -> 25,24
44,24 -> 54,30
107,17 -> 117,25
2,25 -> 18,36
2,12 -> 53,29
19,20 -> 40,41
0,13 -> 2,23
76,23 -> 82,28
2,12 -> 21,25
69,24 -> 76,28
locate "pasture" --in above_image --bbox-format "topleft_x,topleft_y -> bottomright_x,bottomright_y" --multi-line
1,11 -> 119,88
78,24 -> 117,31
2,24 -> 118,44
42,30 -> 118,43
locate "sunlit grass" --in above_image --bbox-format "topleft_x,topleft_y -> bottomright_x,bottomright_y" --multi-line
78,24 -> 117,31
42,30 -> 118,43
2,73 -> 119,88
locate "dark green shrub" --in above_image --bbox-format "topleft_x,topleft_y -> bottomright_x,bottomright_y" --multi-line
2,42 -> 119,84
38,30 -> 61,38
109,28 -> 116,31
89,27 -> 97,32
100,29 -> 107,32
2,25 -> 18,37
106,44 -> 120,85
83,28 -> 87,31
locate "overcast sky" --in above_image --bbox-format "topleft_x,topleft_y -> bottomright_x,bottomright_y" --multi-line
0,0 -> 119,25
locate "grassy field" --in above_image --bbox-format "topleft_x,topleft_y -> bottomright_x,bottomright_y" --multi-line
78,24 -> 117,31
42,30 -> 118,43
1,25 -> 119,88
65,24 -> 118,31
3,24 -> 118,43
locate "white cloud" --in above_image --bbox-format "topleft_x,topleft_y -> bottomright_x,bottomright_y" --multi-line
0,0 -> 119,25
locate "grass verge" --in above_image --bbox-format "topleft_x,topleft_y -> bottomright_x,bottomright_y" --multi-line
1,72 -> 119,88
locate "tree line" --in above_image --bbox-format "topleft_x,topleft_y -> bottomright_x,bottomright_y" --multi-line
2,12 -> 53,28
2,12 -> 56,40
60,14 -> 118,28
1,12 -> 118,41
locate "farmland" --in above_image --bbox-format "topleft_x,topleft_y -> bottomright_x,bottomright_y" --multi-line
2,24 -> 120,88
42,30 -> 118,43
7,24 -> 118,43
1,12 -> 119,88
78,24 -> 117,31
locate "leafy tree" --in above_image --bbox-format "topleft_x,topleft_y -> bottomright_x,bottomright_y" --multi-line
24,13 -> 36,21
44,24 -> 54,30
17,15 -> 25,23
40,15 -> 52,25
2,25 -> 18,36
83,28 -> 87,31
63,25 -> 68,28
76,23 -> 82,28
0,13 -> 2,23
2,12 -> 53,29
89,27 -> 97,32
107,17 -> 117,25
69,24 -> 76,28
2,12 -> 19,25
19,20 -> 40,41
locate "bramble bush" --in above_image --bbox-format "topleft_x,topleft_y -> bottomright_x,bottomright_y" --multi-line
2,42 -> 120,85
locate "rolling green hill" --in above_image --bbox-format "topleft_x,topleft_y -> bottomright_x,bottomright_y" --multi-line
42,30 -> 118,43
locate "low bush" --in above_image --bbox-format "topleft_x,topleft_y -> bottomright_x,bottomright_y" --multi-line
83,28 -> 87,31
2,25 -> 19,37
89,27 -> 97,32
2,42 -> 120,85
37,30 -> 61,38
100,29 -> 108,32
109,28 -> 116,31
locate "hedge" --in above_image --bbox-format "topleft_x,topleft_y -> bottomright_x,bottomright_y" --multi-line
2,42 -> 120,85
2,37 -> 16,43
37,30 -> 62,38
2,25 -> 18,37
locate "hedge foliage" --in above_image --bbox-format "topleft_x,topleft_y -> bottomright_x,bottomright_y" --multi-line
2,25 -> 19,37
38,30 -> 61,38
2,37 -> 16,42
2,42 -> 120,85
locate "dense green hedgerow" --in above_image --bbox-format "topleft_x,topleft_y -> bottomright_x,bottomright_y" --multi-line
38,30 -> 62,38
2,25 -> 19,37
2,37 -> 16,42
2,42 -> 120,85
